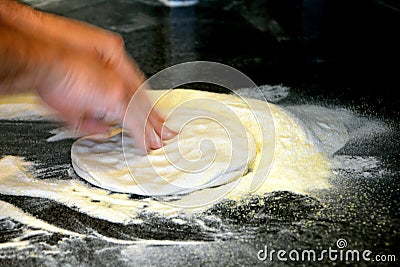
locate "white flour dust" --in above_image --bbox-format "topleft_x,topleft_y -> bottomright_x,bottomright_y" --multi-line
0,86 -> 392,246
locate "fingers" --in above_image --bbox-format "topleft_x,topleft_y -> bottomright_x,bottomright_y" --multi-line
123,109 -> 148,151
123,85 -> 178,149
148,108 -> 177,140
116,54 -> 178,144
145,122 -> 163,150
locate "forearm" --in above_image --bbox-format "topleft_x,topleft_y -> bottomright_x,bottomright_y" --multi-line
0,0 -> 42,30
0,25 -> 37,93
1,1 -> 174,148
0,0 -> 116,95
0,0 -> 50,93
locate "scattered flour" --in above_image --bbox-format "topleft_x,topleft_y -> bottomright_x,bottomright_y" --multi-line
0,86 -> 391,244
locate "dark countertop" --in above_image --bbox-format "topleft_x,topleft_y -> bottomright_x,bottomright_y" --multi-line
1,0 -> 399,266
30,0 -> 400,117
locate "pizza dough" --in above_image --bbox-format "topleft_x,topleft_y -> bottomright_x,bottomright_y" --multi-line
71,89 -> 261,196
1,87 -> 339,217
71,89 -> 342,198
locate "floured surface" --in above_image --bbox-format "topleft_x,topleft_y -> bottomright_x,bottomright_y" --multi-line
71,89 -> 332,200
0,88 -> 334,217
1,87 -> 398,266
0,94 -> 55,121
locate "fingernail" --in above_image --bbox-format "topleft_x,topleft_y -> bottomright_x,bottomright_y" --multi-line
161,126 -> 177,140
150,129 -> 162,150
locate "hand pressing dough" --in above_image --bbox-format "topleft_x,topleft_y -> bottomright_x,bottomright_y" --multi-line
71,89 -> 260,196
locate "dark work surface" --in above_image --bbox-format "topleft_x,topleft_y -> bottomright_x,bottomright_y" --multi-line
1,0 -> 400,266
29,0 -> 400,118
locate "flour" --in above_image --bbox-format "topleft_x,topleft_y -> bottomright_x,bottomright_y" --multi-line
0,94 -> 55,121
46,127 -> 82,142
235,84 -> 290,103
0,199 -> 81,238
69,89 -> 336,207
1,89 -> 334,221
0,87 -> 381,239
333,155 -> 380,172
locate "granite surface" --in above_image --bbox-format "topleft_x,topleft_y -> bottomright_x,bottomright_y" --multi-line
1,0 -> 399,266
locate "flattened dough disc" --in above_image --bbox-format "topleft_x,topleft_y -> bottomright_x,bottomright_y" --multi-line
71,89 -> 257,196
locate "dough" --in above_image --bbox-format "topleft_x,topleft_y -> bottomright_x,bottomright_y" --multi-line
1,88 -> 336,216
71,89 -> 260,196
71,89 -> 336,198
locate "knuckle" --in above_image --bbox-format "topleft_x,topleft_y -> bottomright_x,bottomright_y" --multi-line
108,33 -> 125,51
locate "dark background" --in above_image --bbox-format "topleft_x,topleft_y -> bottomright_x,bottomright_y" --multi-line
29,0 -> 400,118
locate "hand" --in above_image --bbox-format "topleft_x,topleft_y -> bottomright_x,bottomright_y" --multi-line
0,1 -> 176,150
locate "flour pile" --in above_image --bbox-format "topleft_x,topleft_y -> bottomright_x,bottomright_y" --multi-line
0,88 -> 345,214
2,85 -> 388,251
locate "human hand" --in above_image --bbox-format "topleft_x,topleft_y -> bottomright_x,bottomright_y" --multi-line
0,1 -> 175,150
